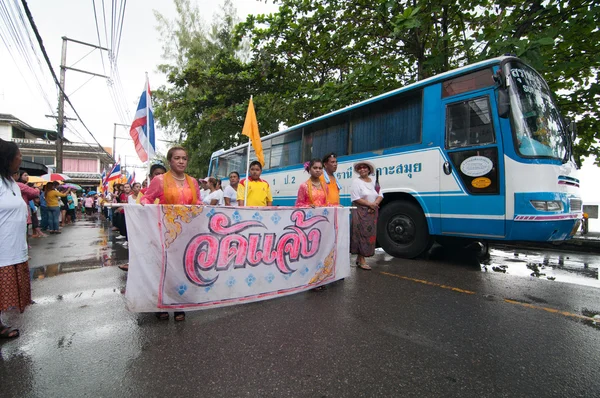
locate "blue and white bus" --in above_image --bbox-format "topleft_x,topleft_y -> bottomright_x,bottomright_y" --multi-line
208,56 -> 581,258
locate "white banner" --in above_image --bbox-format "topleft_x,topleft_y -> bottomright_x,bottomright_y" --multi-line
124,205 -> 350,312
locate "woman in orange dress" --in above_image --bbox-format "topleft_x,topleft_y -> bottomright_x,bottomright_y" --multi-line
141,146 -> 202,322
295,158 -> 329,207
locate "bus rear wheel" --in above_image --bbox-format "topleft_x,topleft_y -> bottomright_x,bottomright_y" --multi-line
377,200 -> 431,259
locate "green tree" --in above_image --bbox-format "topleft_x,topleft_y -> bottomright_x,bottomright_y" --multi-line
156,0 -> 599,171
238,0 -> 599,165
472,0 -> 600,164
153,0 -> 285,176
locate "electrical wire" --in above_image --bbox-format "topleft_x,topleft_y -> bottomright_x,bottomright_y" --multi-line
92,0 -> 107,75
20,0 -> 113,160
114,0 -> 126,61
0,0 -> 55,112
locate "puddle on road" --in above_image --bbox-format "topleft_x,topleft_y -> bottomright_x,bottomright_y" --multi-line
481,247 -> 600,288
29,218 -> 129,280
30,254 -> 128,280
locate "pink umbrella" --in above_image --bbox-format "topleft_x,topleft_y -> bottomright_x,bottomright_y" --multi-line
41,173 -> 71,182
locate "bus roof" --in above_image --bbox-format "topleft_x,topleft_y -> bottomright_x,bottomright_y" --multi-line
214,56 -> 513,158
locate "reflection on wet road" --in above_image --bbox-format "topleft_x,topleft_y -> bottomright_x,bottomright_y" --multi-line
28,218 -> 128,280
484,245 -> 600,288
482,244 -> 600,287
418,243 -> 600,289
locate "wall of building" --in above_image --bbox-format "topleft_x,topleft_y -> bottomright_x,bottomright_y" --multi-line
0,124 -> 12,140
63,158 -> 98,173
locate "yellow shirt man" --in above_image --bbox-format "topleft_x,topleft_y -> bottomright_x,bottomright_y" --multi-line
237,178 -> 273,206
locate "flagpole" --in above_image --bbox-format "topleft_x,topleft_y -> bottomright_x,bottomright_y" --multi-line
243,95 -> 254,206
145,72 -> 151,187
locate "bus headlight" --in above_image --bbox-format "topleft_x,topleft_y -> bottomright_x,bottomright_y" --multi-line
530,200 -> 563,211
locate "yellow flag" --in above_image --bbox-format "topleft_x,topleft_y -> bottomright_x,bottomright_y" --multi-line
241,98 -> 264,166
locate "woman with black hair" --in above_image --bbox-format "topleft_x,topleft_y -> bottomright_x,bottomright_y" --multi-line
0,139 -> 32,338
15,171 -> 40,238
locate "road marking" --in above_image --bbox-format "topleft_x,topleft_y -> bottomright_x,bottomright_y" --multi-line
503,299 -> 599,323
378,271 -> 599,325
378,271 -> 476,295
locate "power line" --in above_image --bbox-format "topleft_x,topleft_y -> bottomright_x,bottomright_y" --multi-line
20,0 -> 112,160
91,0 -> 107,75
0,0 -> 55,112
114,0 -> 126,61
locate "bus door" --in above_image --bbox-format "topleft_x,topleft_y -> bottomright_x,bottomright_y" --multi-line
439,90 -> 506,238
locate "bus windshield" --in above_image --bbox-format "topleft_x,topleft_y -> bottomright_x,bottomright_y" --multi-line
505,61 -> 568,161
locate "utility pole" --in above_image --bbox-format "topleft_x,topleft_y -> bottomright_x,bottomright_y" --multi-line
113,123 -> 130,161
56,37 -> 67,173
55,36 -> 110,172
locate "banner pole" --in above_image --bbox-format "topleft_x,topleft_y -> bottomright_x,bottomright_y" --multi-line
243,95 -> 254,206
244,138 -> 251,205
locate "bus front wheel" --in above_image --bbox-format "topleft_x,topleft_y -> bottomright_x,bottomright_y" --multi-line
377,200 -> 431,259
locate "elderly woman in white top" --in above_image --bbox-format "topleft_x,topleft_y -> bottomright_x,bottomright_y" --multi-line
350,161 -> 383,270
0,139 -> 31,338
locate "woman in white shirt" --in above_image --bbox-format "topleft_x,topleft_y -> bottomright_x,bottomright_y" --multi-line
205,177 -> 224,205
0,139 -> 31,338
350,161 -> 383,270
127,182 -> 142,204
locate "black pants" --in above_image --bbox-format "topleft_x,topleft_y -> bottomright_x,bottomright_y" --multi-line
31,208 -> 39,229
114,211 -> 127,240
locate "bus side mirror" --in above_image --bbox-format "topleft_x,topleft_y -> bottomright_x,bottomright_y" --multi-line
497,88 -> 510,118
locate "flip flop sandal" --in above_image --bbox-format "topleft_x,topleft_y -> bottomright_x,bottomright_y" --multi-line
155,312 -> 169,321
174,312 -> 186,322
118,264 -> 129,271
0,326 -> 20,339
357,263 -> 372,270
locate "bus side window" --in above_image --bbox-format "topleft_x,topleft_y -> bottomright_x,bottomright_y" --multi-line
304,122 -> 349,160
270,130 -> 302,168
445,97 -> 495,149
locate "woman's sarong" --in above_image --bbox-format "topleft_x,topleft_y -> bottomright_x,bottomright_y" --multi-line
350,205 -> 378,257
0,262 -> 31,313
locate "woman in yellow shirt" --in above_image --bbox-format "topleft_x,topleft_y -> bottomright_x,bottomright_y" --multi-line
45,182 -> 71,234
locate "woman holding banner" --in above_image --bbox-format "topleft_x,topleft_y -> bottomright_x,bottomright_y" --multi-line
295,158 -> 329,207
141,146 -> 202,322
350,161 -> 383,270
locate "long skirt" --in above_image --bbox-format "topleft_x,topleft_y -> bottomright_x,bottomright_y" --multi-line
0,262 -> 31,313
350,205 -> 378,257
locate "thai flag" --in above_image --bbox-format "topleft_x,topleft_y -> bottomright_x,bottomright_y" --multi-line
127,171 -> 135,185
101,170 -> 107,191
129,76 -> 155,162
107,161 -> 121,182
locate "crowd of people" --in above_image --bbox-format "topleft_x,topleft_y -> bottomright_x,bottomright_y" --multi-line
0,139 -> 383,337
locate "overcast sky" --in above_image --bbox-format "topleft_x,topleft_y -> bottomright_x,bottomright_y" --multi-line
0,0 -> 277,173
1,0 -> 598,204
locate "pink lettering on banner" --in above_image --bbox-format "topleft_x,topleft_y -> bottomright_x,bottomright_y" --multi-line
183,210 -> 328,287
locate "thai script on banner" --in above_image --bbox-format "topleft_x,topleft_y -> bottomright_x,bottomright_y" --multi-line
124,206 -> 351,312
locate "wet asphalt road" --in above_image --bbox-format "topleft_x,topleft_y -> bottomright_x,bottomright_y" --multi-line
1,218 -> 599,397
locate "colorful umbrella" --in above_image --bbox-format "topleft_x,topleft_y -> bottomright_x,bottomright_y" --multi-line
41,173 -> 71,182
87,191 -> 97,196
27,176 -> 46,183
61,183 -> 83,191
